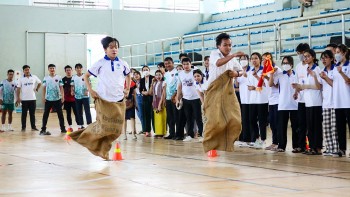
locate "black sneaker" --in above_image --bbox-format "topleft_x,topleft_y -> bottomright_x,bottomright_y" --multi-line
175,137 -> 184,140
21,128 -> 25,132
31,128 -> 39,131
164,135 -> 173,139
61,130 -> 67,133
39,131 -> 51,135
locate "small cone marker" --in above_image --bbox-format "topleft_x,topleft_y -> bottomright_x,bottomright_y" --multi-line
207,150 -> 218,157
112,142 -> 123,161
64,128 -> 72,141
305,136 -> 310,150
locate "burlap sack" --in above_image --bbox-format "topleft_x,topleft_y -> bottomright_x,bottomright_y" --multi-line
202,70 -> 242,152
69,98 -> 125,160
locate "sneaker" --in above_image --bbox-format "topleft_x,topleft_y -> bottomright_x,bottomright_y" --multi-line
239,142 -> 249,148
183,136 -> 193,142
175,137 -> 184,140
132,135 -> 137,140
39,131 -> 51,135
254,139 -> 264,149
31,128 -> 39,131
292,148 -> 304,153
7,126 -> 14,131
198,137 -> 203,142
21,128 -> 25,132
248,142 -> 256,148
277,148 -> 285,152
61,130 -> 67,133
333,150 -> 345,157
265,144 -> 277,150
323,152 -> 333,156
164,135 -> 174,139
123,136 -> 127,140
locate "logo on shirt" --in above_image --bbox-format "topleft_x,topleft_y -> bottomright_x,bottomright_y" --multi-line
55,79 -> 58,82
82,78 -> 84,81
183,79 -> 194,86
24,83 -> 34,86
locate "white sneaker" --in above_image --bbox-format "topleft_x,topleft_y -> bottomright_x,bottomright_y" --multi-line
183,136 -> 193,142
132,135 -> 137,140
248,142 -> 256,148
254,139 -> 264,149
8,125 -> 14,131
239,142 -> 249,148
198,137 -> 203,142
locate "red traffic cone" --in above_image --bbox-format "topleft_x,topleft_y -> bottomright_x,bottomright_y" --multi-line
305,136 -> 310,150
207,150 -> 218,157
64,128 -> 73,141
112,142 -> 123,161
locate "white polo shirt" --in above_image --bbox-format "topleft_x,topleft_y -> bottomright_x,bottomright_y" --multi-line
320,65 -> 335,109
88,55 -> 130,102
207,49 -> 242,86
268,67 -> 282,105
333,60 -> 350,109
16,74 -> 41,101
304,64 -> 322,107
274,70 -> 298,110
195,79 -> 208,93
247,66 -> 268,104
236,66 -> 251,104
295,61 -> 308,103
178,70 -> 199,100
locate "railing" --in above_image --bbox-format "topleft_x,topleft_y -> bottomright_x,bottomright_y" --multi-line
120,10 -> 350,67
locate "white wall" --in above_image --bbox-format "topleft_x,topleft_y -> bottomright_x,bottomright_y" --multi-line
0,4 -> 202,107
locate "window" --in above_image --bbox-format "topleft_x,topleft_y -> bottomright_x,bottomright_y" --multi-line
121,0 -> 200,13
32,0 -> 111,9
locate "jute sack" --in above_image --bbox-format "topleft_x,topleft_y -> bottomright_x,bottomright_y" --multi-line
202,70 -> 241,152
69,98 -> 125,160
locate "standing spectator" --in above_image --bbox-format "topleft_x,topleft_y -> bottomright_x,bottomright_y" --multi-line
133,70 -> 144,134
333,44 -> 350,157
16,65 -> 41,132
62,65 -> 77,131
0,69 -> 16,132
40,64 -> 66,135
123,79 -> 137,140
139,66 -> 154,137
71,63 -> 92,130
319,50 -> 339,156
202,56 -> 210,81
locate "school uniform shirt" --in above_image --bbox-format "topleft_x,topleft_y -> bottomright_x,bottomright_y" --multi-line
71,74 -> 90,99
320,65 -> 335,109
268,67 -> 282,105
178,70 -> 199,100
164,69 -> 179,100
303,64 -> 322,107
201,67 -> 209,81
207,49 -> 242,86
88,55 -> 130,102
195,80 -> 208,93
16,74 -> 41,101
333,60 -> 350,109
273,70 -> 298,110
42,75 -> 64,101
236,66 -> 251,104
295,62 -> 308,103
247,66 -> 268,104
0,80 -> 16,104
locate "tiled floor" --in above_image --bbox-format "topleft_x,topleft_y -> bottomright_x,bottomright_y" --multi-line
0,110 -> 349,196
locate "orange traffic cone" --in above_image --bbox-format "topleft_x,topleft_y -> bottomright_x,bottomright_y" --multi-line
305,136 -> 310,150
112,142 -> 123,161
64,128 -> 73,141
207,150 -> 218,157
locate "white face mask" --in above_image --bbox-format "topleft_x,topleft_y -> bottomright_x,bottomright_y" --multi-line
240,60 -> 248,67
335,53 -> 343,63
282,64 -> 292,71
143,70 -> 150,77
298,54 -> 304,62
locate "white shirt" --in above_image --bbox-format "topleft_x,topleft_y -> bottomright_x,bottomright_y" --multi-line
71,74 -> 89,99
247,66 -> 268,104
195,80 -> 208,93
268,67 -> 282,105
42,75 -> 64,101
164,69 -> 179,100
207,49 -> 242,86
17,74 -> 41,101
178,70 -> 199,100
333,60 -> 350,109
88,55 -> 130,102
295,61 -> 308,103
304,65 -> 322,107
320,66 -> 335,109
236,66 -> 251,104
274,70 -> 298,110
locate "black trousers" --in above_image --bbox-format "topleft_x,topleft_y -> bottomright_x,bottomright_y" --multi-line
64,101 -> 77,126
335,108 -> 350,151
297,103 -> 307,150
277,110 -> 298,150
142,95 -> 154,132
42,100 -> 65,131
166,100 -> 177,137
21,100 -> 37,130
269,104 -> 278,145
241,104 -> 251,142
249,103 -> 268,141
182,98 -> 203,138
176,107 -> 186,138
306,106 -> 323,150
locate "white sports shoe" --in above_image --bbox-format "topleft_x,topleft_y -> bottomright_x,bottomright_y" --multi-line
8,125 -> 14,131
254,139 -> 265,149
183,136 -> 193,142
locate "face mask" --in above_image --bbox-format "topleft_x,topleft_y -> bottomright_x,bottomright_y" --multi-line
335,53 -> 343,63
143,71 -> 150,76
240,60 -> 248,67
298,54 -> 304,62
282,64 -> 292,71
